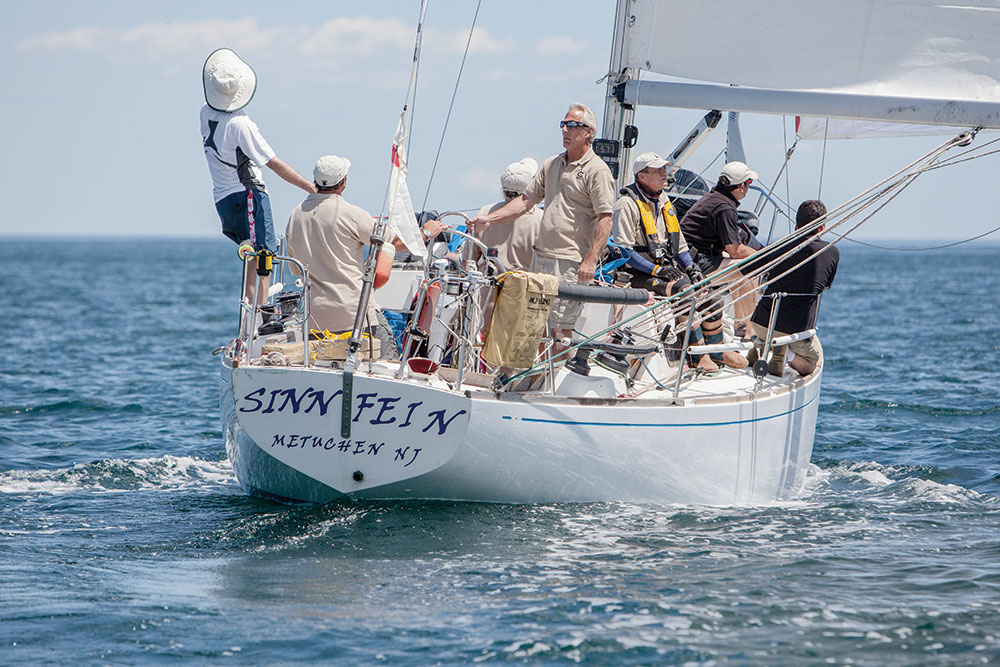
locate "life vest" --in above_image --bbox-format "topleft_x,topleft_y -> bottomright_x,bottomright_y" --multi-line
619,183 -> 680,263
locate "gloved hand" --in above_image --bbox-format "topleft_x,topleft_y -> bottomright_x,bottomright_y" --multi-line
653,264 -> 683,282
685,264 -> 706,284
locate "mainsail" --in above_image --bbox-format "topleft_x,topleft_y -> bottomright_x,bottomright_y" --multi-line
615,0 -> 1000,128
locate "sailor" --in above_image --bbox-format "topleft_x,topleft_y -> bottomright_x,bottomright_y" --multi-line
748,200 -> 839,376
284,156 -> 442,360
199,48 -> 315,304
679,161 -> 762,334
613,152 -> 746,370
469,103 -> 615,350
469,158 -> 543,271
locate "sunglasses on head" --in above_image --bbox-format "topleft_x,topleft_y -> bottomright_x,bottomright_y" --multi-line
559,120 -> 590,129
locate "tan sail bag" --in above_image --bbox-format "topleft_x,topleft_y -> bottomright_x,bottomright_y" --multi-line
482,271 -> 559,368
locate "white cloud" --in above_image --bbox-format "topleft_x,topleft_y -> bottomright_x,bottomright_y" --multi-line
297,17 -> 415,56
13,17 -> 514,65
535,35 -> 588,56
15,18 -> 282,61
425,26 -> 514,55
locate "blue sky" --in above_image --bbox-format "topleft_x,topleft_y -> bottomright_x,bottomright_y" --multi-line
2,1 -> 997,242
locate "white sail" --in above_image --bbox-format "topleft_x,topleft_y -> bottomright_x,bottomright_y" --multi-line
619,1 -> 1000,127
387,112 -> 425,258
626,0 -> 1000,101
794,117 -> 970,140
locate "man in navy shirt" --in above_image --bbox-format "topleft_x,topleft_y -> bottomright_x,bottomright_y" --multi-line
680,161 -> 762,330
749,200 -> 839,376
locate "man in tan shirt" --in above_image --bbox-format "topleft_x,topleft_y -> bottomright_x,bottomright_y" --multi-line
469,157 -> 542,271
285,155 -> 444,360
469,103 -> 615,346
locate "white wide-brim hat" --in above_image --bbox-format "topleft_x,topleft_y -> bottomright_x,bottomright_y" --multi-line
203,48 -> 257,112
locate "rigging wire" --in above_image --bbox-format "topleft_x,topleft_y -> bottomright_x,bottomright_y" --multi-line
817,118 -> 829,199
836,224 -> 1000,251
421,0 -> 483,211
784,116 -> 793,237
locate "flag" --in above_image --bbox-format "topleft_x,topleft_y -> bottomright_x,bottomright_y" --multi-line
387,112 -> 425,257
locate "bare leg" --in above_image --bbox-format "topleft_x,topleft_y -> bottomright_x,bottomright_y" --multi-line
731,275 -> 758,326
550,327 -> 573,358
243,260 -> 271,306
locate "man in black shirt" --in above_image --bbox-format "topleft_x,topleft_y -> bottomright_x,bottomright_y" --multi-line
749,200 -> 839,376
680,161 -> 761,330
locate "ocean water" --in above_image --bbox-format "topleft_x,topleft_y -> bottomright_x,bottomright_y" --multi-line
2,237 -> 998,665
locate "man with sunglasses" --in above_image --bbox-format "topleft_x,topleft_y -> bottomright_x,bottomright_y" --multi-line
679,161 -> 762,332
469,103 -> 615,348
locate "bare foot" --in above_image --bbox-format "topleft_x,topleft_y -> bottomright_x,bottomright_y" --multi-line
696,355 -> 720,372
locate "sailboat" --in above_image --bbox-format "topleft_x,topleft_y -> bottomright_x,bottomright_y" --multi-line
219,0 -> 1000,504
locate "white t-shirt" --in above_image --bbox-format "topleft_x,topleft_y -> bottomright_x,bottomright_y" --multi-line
200,104 -> 276,202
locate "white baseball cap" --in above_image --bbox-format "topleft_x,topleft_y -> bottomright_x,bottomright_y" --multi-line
719,161 -> 758,186
633,152 -> 670,175
203,48 -> 256,112
500,157 -> 538,193
314,155 -> 351,188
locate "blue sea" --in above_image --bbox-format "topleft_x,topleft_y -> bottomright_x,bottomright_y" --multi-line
2,237 -> 998,665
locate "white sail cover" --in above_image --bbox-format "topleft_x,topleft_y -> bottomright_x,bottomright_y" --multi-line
626,0 -> 1000,103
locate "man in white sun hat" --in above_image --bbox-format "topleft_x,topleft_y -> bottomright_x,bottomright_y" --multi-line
200,48 -> 314,303
469,157 -> 542,271
284,156 -> 411,360
679,160 -> 762,333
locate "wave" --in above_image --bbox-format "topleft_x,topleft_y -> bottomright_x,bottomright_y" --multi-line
808,460 -> 995,506
825,399 -> 1000,418
0,455 -> 237,495
0,398 -> 143,417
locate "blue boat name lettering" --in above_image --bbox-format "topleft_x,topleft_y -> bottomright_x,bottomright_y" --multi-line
422,408 -> 469,435
269,436 -> 400,461
241,387 -> 465,434
240,387 -> 342,416
394,446 -> 422,467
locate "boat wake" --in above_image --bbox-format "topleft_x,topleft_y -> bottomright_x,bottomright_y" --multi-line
806,460 -> 994,506
0,455 -> 238,496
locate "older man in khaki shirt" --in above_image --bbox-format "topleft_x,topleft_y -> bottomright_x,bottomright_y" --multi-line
469,103 -> 615,346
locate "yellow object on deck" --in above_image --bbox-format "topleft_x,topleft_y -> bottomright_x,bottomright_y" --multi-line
482,271 -> 559,368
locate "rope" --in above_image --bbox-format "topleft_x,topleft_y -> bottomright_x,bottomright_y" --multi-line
421,0 -> 483,211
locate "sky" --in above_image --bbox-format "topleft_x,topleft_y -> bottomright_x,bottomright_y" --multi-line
2,0 -> 998,243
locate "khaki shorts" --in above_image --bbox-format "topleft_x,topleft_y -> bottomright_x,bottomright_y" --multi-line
752,322 -> 823,366
530,254 -> 582,330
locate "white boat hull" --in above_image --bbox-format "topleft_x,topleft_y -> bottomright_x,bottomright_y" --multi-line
222,361 -> 820,505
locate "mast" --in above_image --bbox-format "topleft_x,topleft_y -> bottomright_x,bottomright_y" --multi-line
599,0 -> 639,191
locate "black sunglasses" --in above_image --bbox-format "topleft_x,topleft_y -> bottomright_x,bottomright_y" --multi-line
559,120 -> 590,129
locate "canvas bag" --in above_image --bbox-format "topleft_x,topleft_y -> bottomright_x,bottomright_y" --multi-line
482,271 -> 560,368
